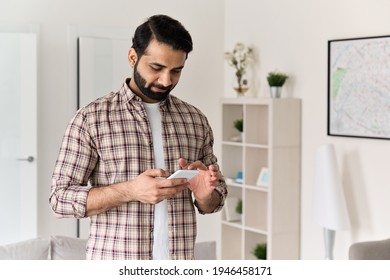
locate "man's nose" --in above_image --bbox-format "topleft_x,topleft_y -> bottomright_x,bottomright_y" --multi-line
158,71 -> 172,87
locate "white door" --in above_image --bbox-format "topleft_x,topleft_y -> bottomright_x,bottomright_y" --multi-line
0,32 -> 38,245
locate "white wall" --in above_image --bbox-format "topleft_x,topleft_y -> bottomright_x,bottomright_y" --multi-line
225,0 -> 390,259
1,0 -> 224,252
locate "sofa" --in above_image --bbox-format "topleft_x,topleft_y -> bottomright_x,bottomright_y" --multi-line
349,238 -> 390,260
0,235 -> 216,260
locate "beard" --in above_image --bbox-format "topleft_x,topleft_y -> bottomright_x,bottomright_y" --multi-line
133,61 -> 174,102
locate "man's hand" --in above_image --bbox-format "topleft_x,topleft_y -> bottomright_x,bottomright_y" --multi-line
86,168 -> 188,216
128,169 -> 189,204
178,158 -> 223,213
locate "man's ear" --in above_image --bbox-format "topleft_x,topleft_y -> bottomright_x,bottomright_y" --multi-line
128,48 -> 138,66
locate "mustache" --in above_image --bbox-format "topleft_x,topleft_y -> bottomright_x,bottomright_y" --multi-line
152,84 -> 172,91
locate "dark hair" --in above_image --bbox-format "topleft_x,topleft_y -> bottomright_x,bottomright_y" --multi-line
131,14 -> 193,58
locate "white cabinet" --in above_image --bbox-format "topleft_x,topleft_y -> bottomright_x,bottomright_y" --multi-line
220,97 -> 301,260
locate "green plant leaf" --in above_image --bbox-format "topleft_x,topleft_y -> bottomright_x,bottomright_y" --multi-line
267,71 -> 288,87
252,243 -> 267,260
233,119 -> 243,132
235,199 -> 242,214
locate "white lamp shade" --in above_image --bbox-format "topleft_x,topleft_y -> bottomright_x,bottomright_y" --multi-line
313,144 -> 350,230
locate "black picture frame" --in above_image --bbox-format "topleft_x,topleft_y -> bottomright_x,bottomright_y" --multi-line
327,35 -> 390,140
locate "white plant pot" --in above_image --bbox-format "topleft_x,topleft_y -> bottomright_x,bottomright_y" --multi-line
270,86 -> 282,98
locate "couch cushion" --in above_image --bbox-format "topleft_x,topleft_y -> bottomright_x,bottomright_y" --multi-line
50,235 -> 87,260
0,237 -> 50,260
194,241 -> 216,260
349,238 -> 390,260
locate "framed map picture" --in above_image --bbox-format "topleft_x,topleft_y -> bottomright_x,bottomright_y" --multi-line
328,35 -> 390,140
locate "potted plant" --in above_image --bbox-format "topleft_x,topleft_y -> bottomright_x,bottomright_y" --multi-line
233,118 -> 243,142
233,119 -> 243,133
267,71 -> 288,98
235,199 -> 242,215
224,43 -> 254,96
252,243 -> 267,260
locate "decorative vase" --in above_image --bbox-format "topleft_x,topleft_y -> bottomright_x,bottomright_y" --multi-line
270,86 -> 282,98
233,74 -> 249,97
234,86 -> 249,97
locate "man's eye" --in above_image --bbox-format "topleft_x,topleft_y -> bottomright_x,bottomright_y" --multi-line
151,66 -> 161,71
172,69 -> 182,74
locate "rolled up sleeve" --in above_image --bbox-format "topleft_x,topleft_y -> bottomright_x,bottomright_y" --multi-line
49,110 -> 97,218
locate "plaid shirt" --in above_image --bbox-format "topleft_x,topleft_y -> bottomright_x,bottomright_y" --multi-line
49,80 -> 227,260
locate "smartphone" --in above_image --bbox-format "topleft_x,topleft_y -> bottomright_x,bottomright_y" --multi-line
167,170 -> 199,180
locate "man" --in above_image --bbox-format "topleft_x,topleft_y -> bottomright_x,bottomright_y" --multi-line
49,14 -> 227,260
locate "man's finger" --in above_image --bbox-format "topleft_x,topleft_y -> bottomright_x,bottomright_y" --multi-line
143,168 -> 169,178
178,158 -> 189,168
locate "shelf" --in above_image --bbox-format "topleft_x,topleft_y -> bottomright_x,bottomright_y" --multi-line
220,98 -> 301,260
244,147 -> 268,186
244,231 -> 267,260
221,145 -> 242,180
244,189 -> 267,231
244,143 -> 269,149
221,225 -> 242,259
245,184 -> 268,192
246,104 -> 269,146
222,141 -> 243,146
221,220 -> 242,228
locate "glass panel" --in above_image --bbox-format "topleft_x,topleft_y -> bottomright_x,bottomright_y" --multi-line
78,36 -> 130,108
77,36 -> 130,238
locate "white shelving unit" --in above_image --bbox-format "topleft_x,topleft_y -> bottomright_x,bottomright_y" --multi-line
220,97 -> 301,260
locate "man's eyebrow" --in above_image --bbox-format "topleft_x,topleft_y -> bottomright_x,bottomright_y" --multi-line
150,62 -> 184,70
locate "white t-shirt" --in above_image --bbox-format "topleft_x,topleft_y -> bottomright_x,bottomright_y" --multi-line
143,102 -> 169,260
